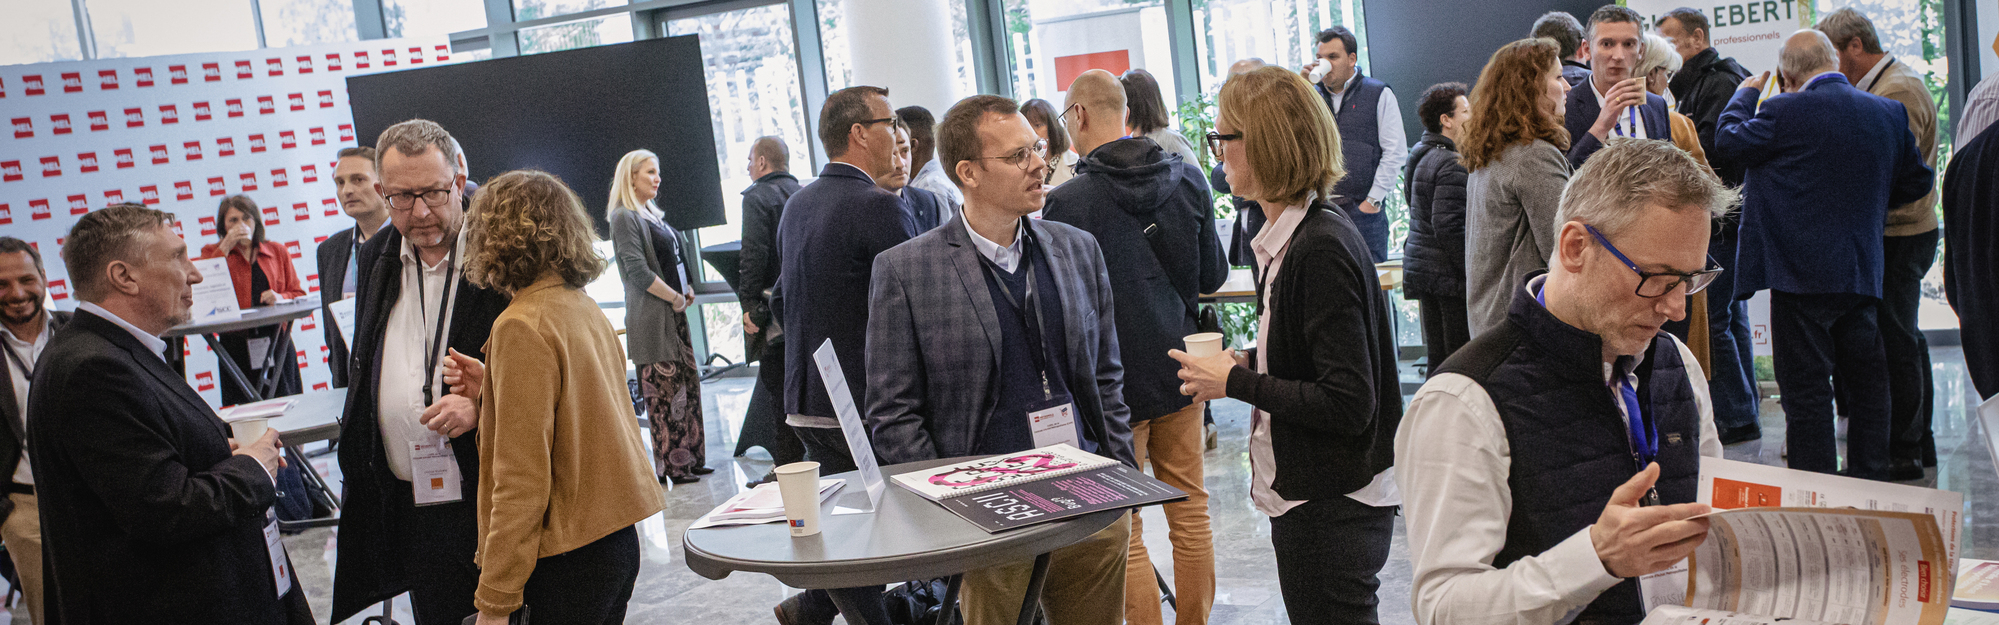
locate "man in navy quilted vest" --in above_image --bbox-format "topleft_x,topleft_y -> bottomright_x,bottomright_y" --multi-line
1396,139 -> 1727,625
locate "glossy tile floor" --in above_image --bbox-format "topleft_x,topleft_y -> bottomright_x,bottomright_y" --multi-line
9,346 -> 1990,624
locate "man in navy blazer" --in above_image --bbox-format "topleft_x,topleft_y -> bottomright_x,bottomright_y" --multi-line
1562,5 -> 1674,170
1716,30 -> 1933,481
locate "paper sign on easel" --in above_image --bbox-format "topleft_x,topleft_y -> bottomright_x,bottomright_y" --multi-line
813,339 -> 885,514
189,257 -> 242,320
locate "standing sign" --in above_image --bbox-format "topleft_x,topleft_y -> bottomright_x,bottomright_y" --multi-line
812,340 -> 886,514
1622,0 -> 1813,75
189,256 -> 241,320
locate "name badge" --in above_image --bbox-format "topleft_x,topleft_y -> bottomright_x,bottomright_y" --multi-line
264,512 -> 293,598
246,337 -> 272,370
1028,401 -> 1079,449
410,434 -> 464,505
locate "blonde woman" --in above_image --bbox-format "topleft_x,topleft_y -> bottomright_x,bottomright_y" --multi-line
1636,33 -> 1715,176
460,169 -> 664,624
608,149 -> 709,484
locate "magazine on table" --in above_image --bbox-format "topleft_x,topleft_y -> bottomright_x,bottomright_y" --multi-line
890,444 -> 1185,533
1957,559 -> 1999,612
687,479 -> 844,529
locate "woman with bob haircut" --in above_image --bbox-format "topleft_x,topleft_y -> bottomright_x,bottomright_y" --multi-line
1459,37 -> 1575,336
457,169 -> 665,625
1020,98 -> 1078,186
201,194 -> 308,405
607,149 -> 710,484
1168,65 -> 1403,625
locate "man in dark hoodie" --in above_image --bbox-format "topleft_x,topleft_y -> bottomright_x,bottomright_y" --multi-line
1043,68 -> 1229,625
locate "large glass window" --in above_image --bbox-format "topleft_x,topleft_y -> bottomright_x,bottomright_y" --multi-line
87,0 -> 260,58
1192,0 -> 1369,93
258,0 -> 359,47
384,0 -> 488,39
1000,0 -> 1177,103
816,0 -> 976,95
1,0 -> 83,65
516,12 -> 634,54
513,0 -> 623,22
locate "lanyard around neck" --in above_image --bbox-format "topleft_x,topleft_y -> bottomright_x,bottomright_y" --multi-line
414,244 -> 458,405
0,336 -> 34,379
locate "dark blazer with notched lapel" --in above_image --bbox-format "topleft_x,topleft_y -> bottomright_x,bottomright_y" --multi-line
865,215 -> 1136,467
778,163 -> 913,421
28,310 -> 312,624
316,226 -> 357,388
0,310 -> 69,525
1563,80 -> 1674,169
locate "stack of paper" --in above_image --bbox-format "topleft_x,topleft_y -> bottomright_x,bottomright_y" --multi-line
219,398 -> 296,421
688,479 -> 844,529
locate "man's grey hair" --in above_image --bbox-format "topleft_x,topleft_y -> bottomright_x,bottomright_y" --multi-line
1816,7 -> 1884,55
1780,30 -> 1839,83
374,119 -> 460,176
61,203 -> 175,302
1555,138 -> 1737,237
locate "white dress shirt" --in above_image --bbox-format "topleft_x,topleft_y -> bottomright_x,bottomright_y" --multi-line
1589,76 -> 1651,140
1245,202 -> 1399,517
1396,276 -> 1722,624
2,318 -> 50,485
1854,54 -> 1896,92
376,230 -> 465,481
1326,72 -> 1408,204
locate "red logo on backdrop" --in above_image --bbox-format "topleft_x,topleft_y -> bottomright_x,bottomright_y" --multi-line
280,130 -> 297,149
87,110 -> 108,131
175,180 -> 193,200
135,67 -> 154,87
259,203 -> 279,225
170,221 -> 184,238
288,92 -> 305,111
300,164 -> 318,183
338,124 -> 354,142
78,152 -> 98,173
183,141 -> 203,161
248,134 -> 266,152
193,101 -> 212,121
408,47 -> 425,64
114,148 -> 133,168
435,44 -> 451,62
304,311 -> 317,328
112,188 -> 131,204
354,50 -> 370,69
0,205 -> 9,225
23,75 -> 44,96
1,161 -> 20,182
314,235 -> 328,244
266,57 -> 283,77
325,53 -> 343,71
271,168 -> 289,187
235,60 -> 253,79
286,240 -> 303,258
316,90 -> 334,108
216,136 -> 236,157
47,279 -> 66,301
243,172 -> 261,193
66,194 -> 88,215
225,98 -> 243,117
12,117 -> 32,139
199,215 -> 217,235
322,198 -> 338,217
123,107 -> 143,128
296,349 -> 308,368
169,64 -> 188,84
313,381 -> 328,391
382,49 -> 399,66
39,156 -> 60,178
159,104 -> 178,124
61,72 -> 82,92
195,371 -> 213,392
293,202 -> 309,221
98,69 -> 118,90
50,113 -> 71,134
149,145 -> 169,165
202,62 -> 221,81
30,200 -> 51,220
257,96 -> 275,115
309,127 -> 326,145
296,55 -> 314,73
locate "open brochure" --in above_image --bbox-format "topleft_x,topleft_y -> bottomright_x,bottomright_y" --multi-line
686,479 -> 843,529
1676,507 -> 1952,625
891,444 -> 1186,533
1958,559 -> 1999,611
1641,605 -> 1999,625
1698,458 -> 1965,572
890,443 -> 1121,501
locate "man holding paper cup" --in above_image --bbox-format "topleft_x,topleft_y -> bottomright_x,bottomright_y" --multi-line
1561,5 -> 1675,170
29,204 -> 310,623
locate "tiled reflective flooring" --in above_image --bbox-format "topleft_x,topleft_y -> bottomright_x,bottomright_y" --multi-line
13,347 -> 1993,624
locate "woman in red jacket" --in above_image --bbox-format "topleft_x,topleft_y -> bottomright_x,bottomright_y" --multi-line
200,194 -> 307,405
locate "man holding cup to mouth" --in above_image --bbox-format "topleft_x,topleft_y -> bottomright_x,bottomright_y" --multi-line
1562,5 -> 1675,169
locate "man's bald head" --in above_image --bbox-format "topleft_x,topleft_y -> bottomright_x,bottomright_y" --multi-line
1779,29 -> 1838,90
1064,69 -> 1128,157
1228,58 -> 1267,76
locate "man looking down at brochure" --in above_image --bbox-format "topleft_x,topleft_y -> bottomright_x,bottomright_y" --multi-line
1397,138 -> 1727,625
865,94 -> 1135,625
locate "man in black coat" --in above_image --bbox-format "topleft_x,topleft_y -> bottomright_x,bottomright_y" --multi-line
0,237 -> 70,625
317,146 -> 391,389
1043,69 -> 1227,622
330,121 -> 509,624
30,204 -> 310,624
1943,124 -> 1999,400
736,135 -> 804,486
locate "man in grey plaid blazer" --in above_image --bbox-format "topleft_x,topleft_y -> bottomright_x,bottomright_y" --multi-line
865,95 -> 1135,625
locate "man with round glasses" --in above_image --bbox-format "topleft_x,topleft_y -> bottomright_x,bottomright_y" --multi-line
1398,139 -> 1729,624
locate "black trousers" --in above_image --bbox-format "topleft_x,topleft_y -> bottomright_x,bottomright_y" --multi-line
738,341 -> 806,465
1269,497 -> 1396,625
1880,230 -> 1939,466
1771,291 -> 1891,480
395,485 -> 482,625
1416,292 -> 1471,373
519,525 -> 641,624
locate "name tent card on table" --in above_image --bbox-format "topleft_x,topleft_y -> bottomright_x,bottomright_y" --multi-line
812,339 -> 886,514
189,256 -> 241,320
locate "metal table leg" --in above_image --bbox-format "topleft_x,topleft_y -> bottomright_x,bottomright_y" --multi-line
252,321 -> 296,399
1015,552 -> 1051,625
937,574 -> 963,625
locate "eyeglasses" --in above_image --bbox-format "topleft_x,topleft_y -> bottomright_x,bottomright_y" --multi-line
971,140 -> 1050,173
856,116 -> 901,130
1057,102 -> 1079,128
384,187 -> 453,211
1585,224 -> 1723,298
1205,132 -> 1241,158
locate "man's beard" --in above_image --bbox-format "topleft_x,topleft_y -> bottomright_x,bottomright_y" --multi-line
0,295 -> 43,328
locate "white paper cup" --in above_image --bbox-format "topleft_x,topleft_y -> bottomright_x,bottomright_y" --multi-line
230,417 -> 270,448
774,461 -> 822,537
1184,332 -> 1226,358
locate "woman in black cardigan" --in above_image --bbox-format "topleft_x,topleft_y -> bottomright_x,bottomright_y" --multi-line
1171,65 -> 1403,625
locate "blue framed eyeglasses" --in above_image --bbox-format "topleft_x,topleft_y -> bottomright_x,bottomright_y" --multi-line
1584,224 -> 1724,298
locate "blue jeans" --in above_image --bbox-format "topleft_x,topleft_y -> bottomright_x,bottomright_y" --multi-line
1337,200 -> 1390,263
1706,230 -> 1760,432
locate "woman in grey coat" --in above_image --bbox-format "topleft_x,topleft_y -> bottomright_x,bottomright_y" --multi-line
609,149 -> 710,484
1459,38 -> 1575,336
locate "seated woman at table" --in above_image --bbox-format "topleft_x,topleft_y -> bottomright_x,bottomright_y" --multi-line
458,169 -> 664,625
200,194 -> 307,405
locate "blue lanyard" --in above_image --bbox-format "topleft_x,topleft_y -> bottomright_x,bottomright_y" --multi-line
1536,287 -> 1658,469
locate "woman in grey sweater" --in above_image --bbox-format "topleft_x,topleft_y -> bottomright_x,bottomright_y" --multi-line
1460,38 -> 1575,336
608,149 -> 711,484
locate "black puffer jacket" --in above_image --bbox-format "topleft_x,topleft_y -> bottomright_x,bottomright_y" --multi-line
1401,131 -> 1469,299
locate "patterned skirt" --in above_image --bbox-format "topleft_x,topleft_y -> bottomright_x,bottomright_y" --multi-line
637,320 -> 705,479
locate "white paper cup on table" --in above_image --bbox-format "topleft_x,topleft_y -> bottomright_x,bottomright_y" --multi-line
230,417 -> 270,448
774,461 -> 822,537
1184,332 -> 1225,358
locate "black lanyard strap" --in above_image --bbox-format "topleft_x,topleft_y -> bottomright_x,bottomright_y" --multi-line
1,339 -> 32,379
976,225 -> 1059,401
414,244 -> 458,406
